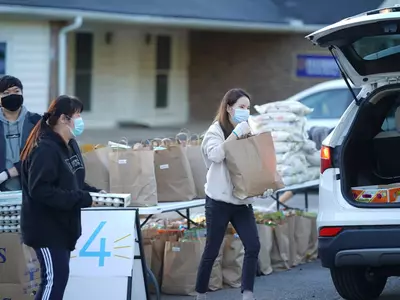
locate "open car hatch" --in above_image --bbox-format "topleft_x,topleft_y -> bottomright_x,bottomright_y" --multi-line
306,6 -> 400,87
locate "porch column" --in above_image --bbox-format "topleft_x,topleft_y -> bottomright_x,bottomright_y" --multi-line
48,21 -> 67,104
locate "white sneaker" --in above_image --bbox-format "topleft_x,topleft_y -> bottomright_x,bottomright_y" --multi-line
195,293 -> 207,300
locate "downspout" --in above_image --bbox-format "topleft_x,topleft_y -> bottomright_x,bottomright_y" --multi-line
58,16 -> 83,95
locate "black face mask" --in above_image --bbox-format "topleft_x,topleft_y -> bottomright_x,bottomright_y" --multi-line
1,94 -> 23,112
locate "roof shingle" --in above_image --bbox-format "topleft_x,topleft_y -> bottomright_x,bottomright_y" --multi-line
0,0 -> 386,25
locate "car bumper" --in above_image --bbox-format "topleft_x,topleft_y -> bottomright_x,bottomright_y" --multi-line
319,226 -> 400,268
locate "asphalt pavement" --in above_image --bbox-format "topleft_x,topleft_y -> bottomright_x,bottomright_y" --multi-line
152,193 -> 400,300
159,260 -> 400,300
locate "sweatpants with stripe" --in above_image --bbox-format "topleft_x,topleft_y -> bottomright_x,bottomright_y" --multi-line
34,248 -> 71,300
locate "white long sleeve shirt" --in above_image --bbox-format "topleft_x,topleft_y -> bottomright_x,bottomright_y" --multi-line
201,122 -> 253,205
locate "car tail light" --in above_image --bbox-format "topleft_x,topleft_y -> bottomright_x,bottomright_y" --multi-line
319,227 -> 343,237
320,146 -> 332,174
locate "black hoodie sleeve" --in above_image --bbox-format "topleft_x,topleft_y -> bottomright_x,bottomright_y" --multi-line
13,161 -> 22,175
28,144 -> 93,210
83,182 -> 101,193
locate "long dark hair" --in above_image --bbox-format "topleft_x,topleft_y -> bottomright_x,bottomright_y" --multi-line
20,95 -> 84,160
214,88 -> 250,139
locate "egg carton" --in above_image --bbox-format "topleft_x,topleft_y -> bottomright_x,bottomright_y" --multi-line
0,215 -> 20,224
0,224 -> 20,233
0,205 -> 21,215
0,191 -> 22,202
89,193 -> 131,208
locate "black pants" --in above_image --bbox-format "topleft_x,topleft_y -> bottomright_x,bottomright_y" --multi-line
34,248 -> 71,300
195,197 -> 261,293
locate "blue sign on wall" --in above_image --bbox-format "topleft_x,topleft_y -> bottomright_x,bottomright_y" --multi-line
296,54 -> 341,79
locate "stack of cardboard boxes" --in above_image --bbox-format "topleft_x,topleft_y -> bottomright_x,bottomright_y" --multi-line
0,233 -> 41,299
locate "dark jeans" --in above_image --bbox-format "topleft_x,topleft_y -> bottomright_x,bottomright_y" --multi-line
34,247 -> 71,300
195,196 -> 260,293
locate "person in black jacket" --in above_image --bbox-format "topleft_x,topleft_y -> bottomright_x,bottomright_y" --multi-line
0,75 -> 41,191
20,95 -> 101,300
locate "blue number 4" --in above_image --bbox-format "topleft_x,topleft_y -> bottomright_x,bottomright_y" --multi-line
79,221 -> 111,267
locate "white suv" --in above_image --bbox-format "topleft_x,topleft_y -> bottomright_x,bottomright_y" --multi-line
308,6 -> 400,300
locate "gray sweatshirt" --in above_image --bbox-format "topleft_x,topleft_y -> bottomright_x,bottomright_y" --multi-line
0,106 -> 28,190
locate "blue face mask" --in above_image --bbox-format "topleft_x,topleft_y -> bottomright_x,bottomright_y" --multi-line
233,108 -> 250,123
70,117 -> 85,137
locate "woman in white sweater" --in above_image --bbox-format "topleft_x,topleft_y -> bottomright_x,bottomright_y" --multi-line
195,89 -> 260,300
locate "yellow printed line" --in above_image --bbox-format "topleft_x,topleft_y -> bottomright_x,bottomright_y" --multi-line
114,254 -> 131,259
113,245 -> 131,249
114,234 -> 131,244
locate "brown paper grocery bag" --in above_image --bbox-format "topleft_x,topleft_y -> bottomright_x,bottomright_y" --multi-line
222,235 -> 244,288
270,221 -> 290,271
224,132 -> 284,199
294,215 -> 313,265
257,224 -> 274,275
184,144 -> 207,199
162,240 -> 204,295
154,145 -> 196,202
150,231 -> 182,290
109,148 -> 157,207
144,243 -> 152,269
209,237 -> 225,291
142,229 -> 157,267
306,216 -> 318,261
287,215 -> 297,267
82,147 -> 111,192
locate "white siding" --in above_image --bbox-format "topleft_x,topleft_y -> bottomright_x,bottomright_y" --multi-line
67,26 -> 189,129
0,20 -> 50,114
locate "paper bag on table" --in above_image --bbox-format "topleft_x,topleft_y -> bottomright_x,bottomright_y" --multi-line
183,139 -> 207,199
154,141 -> 196,202
82,147 -> 111,192
162,240 -> 204,295
222,234 -> 244,288
109,148 -> 157,207
257,224 -> 274,275
224,132 -> 284,199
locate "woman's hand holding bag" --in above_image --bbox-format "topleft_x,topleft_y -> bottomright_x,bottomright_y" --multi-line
233,121 -> 251,138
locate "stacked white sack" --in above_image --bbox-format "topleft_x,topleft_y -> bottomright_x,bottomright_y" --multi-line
249,100 -> 320,186
302,139 -> 320,181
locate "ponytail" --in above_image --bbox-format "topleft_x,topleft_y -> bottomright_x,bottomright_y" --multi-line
20,113 -> 49,161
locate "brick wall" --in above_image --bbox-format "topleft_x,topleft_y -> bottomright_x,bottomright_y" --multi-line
189,30 -> 330,120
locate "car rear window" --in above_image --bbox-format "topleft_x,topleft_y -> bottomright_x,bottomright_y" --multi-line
353,34 -> 400,61
317,21 -> 400,76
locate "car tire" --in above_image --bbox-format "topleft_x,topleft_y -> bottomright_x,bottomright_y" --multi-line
330,267 -> 387,300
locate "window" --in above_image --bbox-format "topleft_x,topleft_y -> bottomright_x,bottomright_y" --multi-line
352,35 -> 400,60
299,88 -> 359,119
330,21 -> 400,76
0,43 -> 6,76
155,35 -> 171,108
74,33 -> 93,111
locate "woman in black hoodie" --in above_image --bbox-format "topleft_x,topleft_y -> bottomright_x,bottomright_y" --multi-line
20,95 -> 101,300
